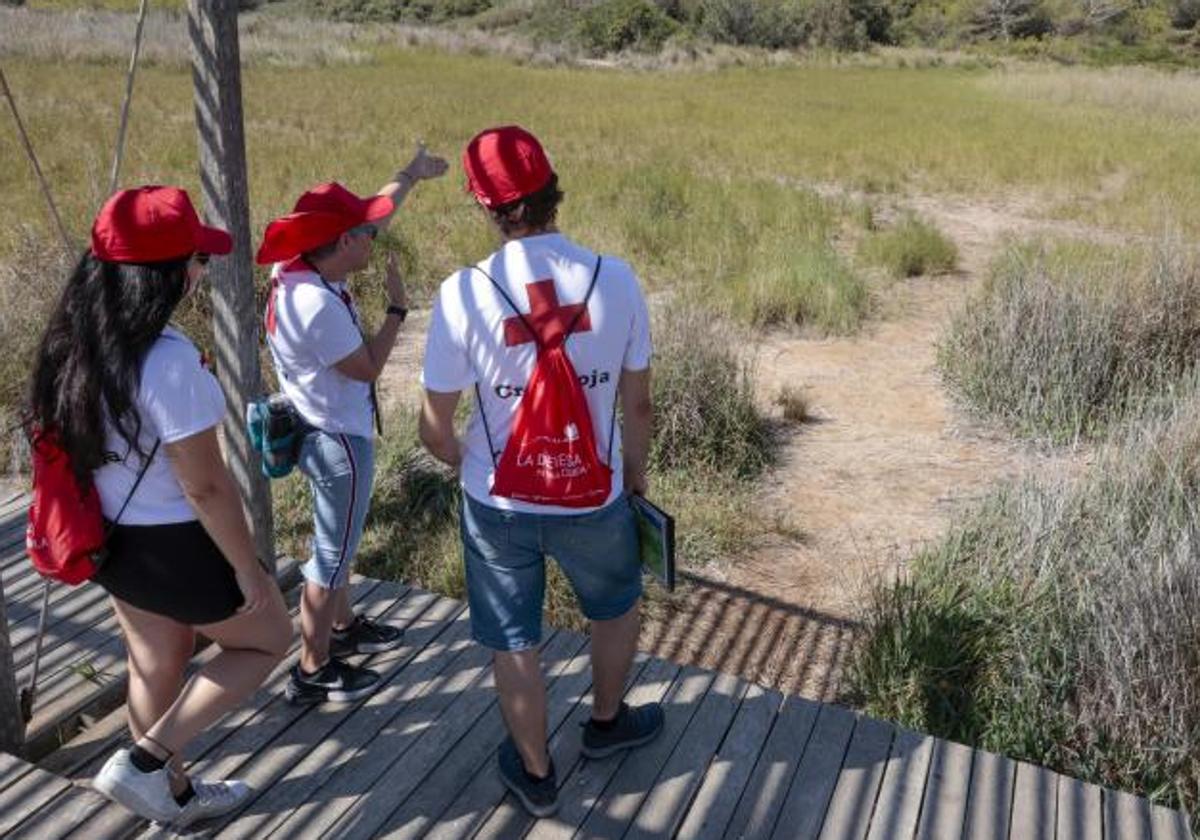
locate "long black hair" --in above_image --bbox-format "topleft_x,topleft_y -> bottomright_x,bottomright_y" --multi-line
28,251 -> 189,486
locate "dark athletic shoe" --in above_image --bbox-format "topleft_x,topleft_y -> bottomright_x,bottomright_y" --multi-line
581,702 -> 665,759
331,614 -> 404,657
284,658 -> 380,705
497,738 -> 558,818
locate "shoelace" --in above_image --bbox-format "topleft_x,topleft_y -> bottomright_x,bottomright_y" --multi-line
193,780 -> 240,807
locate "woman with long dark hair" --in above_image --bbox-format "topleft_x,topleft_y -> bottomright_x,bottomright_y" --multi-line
28,187 -> 291,827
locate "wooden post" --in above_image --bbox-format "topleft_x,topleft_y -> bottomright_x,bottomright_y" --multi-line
186,0 -> 275,569
0,571 -> 24,756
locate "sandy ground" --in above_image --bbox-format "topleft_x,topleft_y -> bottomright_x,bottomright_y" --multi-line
379,191 -> 1107,701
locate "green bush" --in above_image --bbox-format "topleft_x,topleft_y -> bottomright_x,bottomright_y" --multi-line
859,213 -> 958,278
306,0 -> 492,23
734,241 -> 869,331
939,237 -> 1200,442
576,0 -> 681,53
845,386 -> 1200,824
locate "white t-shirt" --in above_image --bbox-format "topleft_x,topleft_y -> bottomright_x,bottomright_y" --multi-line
94,327 -> 226,525
422,233 -> 652,515
265,260 -> 374,438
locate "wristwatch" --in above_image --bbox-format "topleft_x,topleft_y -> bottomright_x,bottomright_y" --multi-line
386,304 -> 408,322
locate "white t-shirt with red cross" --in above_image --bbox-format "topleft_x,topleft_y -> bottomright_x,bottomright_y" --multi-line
94,327 -> 226,525
421,232 -> 653,515
265,259 -> 374,438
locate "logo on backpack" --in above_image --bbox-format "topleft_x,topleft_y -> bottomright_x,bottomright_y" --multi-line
476,261 -> 614,508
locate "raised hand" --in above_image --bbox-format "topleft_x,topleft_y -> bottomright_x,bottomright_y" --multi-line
401,142 -> 449,182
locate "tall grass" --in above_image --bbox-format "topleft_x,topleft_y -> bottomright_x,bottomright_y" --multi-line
939,236 -> 1200,442
859,213 -> 958,278
845,383 -> 1200,822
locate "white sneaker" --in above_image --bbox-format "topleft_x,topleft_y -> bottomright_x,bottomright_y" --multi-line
92,748 -> 181,824
174,778 -> 252,828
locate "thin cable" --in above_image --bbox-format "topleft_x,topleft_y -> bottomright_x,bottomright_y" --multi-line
109,0 -> 150,195
0,64 -> 75,257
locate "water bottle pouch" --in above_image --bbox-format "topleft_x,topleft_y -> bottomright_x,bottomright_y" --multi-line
246,394 -> 305,479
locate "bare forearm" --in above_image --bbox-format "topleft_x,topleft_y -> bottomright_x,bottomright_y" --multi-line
363,314 -> 404,380
373,172 -> 416,232
183,471 -> 260,574
622,408 -> 651,481
420,424 -> 462,468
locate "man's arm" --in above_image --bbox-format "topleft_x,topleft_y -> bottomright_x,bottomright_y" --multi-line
335,255 -> 406,383
420,389 -> 464,469
618,367 -> 652,495
373,144 -> 448,233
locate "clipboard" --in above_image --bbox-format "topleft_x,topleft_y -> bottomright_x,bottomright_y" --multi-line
631,495 -> 675,591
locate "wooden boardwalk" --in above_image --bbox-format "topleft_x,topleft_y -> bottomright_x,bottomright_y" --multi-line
1,494 -> 1194,838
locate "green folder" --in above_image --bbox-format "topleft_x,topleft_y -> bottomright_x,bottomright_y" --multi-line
632,495 -> 675,591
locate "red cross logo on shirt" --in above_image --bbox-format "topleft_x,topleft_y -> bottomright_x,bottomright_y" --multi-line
504,280 -> 592,348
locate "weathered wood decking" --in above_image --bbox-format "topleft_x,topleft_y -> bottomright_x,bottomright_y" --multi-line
1,493 -> 1194,839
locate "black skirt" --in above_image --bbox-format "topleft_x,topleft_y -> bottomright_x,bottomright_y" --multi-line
93,520 -> 244,625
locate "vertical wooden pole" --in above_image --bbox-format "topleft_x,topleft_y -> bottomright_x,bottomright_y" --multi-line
186,0 -> 275,569
0,571 -> 24,756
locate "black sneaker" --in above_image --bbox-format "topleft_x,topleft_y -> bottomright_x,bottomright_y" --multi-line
330,614 -> 404,657
581,702 -> 665,759
284,658 -> 380,705
497,738 -> 558,818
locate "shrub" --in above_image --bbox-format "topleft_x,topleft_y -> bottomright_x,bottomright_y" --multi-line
859,213 -> 958,278
649,300 -> 775,478
845,386 -> 1200,822
733,241 -> 869,331
576,0 -> 681,53
939,237 -> 1200,442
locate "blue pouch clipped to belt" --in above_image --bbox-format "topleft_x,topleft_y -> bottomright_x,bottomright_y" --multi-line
246,394 -> 305,479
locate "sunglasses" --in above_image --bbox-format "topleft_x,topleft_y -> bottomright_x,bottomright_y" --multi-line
348,224 -> 379,240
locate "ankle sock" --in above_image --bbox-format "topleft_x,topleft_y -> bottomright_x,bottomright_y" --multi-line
523,764 -> 552,783
129,745 -> 166,773
589,715 -> 618,731
173,780 -> 196,807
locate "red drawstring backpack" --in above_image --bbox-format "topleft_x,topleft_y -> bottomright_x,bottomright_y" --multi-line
474,258 -> 615,508
26,426 -> 159,584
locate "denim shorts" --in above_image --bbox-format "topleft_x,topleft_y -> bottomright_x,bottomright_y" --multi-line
461,492 -> 642,652
296,430 -> 375,589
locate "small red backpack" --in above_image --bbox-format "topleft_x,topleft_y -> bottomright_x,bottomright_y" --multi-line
26,426 -> 158,584
474,258 -> 614,508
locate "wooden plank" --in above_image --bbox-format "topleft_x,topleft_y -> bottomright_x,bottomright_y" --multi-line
0,749 -> 38,792
961,749 -> 1016,840
624,672 -> 749,840
524,656 -> 682,840
721,693 -> 822,840
375,631 -> 593,839
865,729 -> 935,840
261,616 -> 492,838
0,758 -> 71,835
1105,788 -> 1152,840
914,739 -> 974,840
1056,775 -> 1103,840
472,653 -> 655,840
7,786 -> 111,840
1149,802 -> 1191,840
675,684 -> 782,840
572,666 -> 716,840
420,635 -> 599,840
768,703 -> 857,840
318,631 -> 581,840
1008,760 -> 1055,839
38,703 -> 130,778
73,579 -> 386,833
211,593 -> 471,839
12,588 -> 115,672
817,716 -> 895,840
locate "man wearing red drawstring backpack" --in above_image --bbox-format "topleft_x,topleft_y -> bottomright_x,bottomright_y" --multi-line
420,125 -> 662,818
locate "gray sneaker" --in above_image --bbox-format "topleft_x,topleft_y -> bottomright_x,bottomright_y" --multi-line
581,702 -> 665,759
174,778 -> 252,828
92,748 -> 181,824
497,738 -> 558,818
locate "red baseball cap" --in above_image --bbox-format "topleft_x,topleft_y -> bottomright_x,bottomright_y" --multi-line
91,186 -> 232,263
255,182 -> 394,265
463,126 -> 554,209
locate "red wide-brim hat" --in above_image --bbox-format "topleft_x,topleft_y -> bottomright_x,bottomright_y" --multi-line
256,182 -> 393,265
